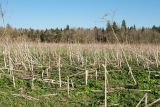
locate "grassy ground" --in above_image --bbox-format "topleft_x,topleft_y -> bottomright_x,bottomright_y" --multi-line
0,42 -> 159,107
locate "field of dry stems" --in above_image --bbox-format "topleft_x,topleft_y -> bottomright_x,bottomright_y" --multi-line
0,41 -> 159,106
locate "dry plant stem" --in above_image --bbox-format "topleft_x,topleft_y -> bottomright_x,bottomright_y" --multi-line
21,61 -> 27,71
3,50 -> 7,68
41,70 -> 44,79
0,3 -> 7,37
48,55 -> 51,78
46,68 -> 49,78
45,68 -> 49,77
146,61 -> 151,81
136,93 -> 148,107
37,94 -> 57,97
145,93 -> 148,107
154,49 -> 159,68
58,55 -> 62,88
8,50 -> 16,88
69,50 -> 72,65
30,57 -> 35,90
109,21 -> 137,85
147,98 -> 160,107
102,64 -> 109,107
116,52 -> 120,67
148,71 -> 151,81
30,57 -> 34,76
81,56 -> 84,67
31,78 -> 35,90
12,94 -> 39,101
128,67 -> 137,85
77,52 -> 80,63
95,70 -> 98,81
67,76 -> 70,97
12,74 -> 16,89
71,79 -> 74,88
85,70 -> 88,85
136,54 -> 139,66
85,57 -> 88,65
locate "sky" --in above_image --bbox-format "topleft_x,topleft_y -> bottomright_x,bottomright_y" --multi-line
1,0 -> 160,29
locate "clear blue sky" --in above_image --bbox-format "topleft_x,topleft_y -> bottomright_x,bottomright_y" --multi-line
1,0 -> 160,29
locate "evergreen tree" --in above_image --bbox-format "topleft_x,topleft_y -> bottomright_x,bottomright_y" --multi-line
133,25 -> 136,30
112,21 -> 119,32
106,21 -> 112,32
121,20 -> 127,30
66,25 -> 70,30
152,25 -> 156,30
141,27 -> 145,32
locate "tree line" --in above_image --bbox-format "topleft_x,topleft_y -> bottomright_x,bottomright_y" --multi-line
1,20 -> 160,44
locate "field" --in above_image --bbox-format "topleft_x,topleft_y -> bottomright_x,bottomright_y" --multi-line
0,42 -> 159,107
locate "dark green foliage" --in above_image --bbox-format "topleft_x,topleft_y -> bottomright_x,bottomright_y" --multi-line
121,19 -> 127,31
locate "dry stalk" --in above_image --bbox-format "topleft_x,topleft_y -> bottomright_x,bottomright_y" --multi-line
41,70 -> 44,79
67,76 -> 70,97
154,49 -> 159,68
2,49 -> 7,68
46,68 -> 49,78
12,94 -> 39,101
128,67 -> 137,85
81,55 -> 84,67
37,94 -> 57,97
31,77 -> 35,90
8,50 -> 16,89
95,70 -> 98,81
85,70 -> 88,85
136,93 -> 148,107
147,98 -> 160,107
109,20 -> 137,85
145,93 -> 148,107
69,49 -> 72,65
12,74 -> 16,89
21,61 -> 27,71
47,55 -> 51,78
102,64 -> 109,107
70,79 -> 74,88
136,53 -> 139,66
58,55 -> 62,88
0,2 -> 7,37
